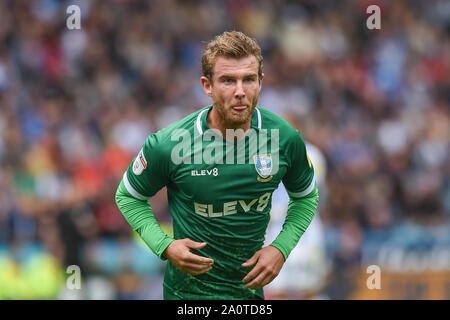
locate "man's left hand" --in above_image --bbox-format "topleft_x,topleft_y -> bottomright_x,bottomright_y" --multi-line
242,246 -> 285,289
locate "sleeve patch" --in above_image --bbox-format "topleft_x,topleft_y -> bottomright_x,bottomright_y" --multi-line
132,148 -> 147,175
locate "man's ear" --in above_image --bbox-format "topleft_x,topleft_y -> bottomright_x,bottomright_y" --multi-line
201,76 -> 213,97
259,73 -> 264,88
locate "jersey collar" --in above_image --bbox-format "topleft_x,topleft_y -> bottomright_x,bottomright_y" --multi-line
196,105 -> 262,135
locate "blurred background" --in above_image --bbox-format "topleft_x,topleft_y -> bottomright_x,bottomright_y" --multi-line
0,0 -> 449,299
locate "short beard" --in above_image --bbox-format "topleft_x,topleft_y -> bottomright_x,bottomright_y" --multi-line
214,95 -> 259,130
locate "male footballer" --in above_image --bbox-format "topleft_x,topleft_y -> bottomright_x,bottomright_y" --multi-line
115,31 -> 319,299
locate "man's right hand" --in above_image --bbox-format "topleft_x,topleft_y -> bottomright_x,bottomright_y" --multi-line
163,238 -> 214,275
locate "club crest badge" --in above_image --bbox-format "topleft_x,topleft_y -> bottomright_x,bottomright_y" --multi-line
254,154 -> 273,182
132,148 -> 147,175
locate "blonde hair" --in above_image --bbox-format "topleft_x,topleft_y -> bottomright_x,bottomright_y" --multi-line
202,31 -> 263,82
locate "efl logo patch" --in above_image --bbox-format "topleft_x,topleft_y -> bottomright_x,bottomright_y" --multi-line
133,149 -> 147,175
254,154 -> 273,182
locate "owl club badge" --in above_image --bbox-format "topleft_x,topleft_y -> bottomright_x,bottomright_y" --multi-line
254,154 -> 273,182
133,148 -> 147,175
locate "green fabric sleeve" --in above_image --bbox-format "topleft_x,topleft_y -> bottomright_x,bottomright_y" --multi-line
115,180 -> 174,260
270,184 -> 319,260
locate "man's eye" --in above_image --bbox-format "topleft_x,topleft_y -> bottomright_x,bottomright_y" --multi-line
244,78 -> 255,82
224,78 -> 234,83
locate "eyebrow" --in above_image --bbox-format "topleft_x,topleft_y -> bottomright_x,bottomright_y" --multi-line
218,73 -> 258,80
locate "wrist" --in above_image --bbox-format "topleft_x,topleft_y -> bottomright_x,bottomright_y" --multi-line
269,243 -> 287,261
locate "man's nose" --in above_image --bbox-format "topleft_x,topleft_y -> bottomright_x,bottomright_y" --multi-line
234,81 -> 245,99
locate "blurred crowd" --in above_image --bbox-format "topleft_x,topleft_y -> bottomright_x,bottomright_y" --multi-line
0,0 -> 448,299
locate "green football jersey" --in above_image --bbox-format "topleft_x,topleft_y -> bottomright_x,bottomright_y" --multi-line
123,105 -> 315,299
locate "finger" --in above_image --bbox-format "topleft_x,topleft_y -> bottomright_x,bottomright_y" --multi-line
244,271 -> 269,289
185,239 -> 208,250
259,273 -> 277,288
242,253 -> 258,268
185,252 -> 214,265
182,260 -> 212,269
242,264 -> 262,284
185,264 -> 213,275
180,261 -> 212,273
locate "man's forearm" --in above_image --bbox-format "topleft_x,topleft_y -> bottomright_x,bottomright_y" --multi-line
270,185 -> 319,260
115,180 -> 174,259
